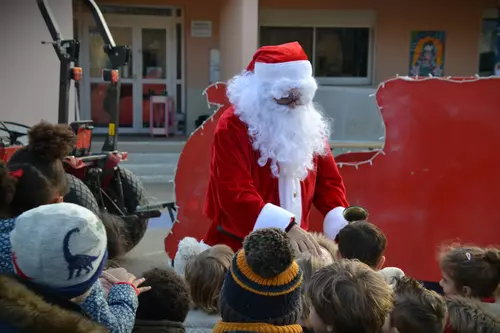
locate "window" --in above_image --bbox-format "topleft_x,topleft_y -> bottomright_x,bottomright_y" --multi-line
260,26 -> 371,85
478,19 -> 497,76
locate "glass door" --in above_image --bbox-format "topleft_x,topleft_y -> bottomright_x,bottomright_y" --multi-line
80,14 -> 175,133
86,26 -> 135,131
139,28 -> 169,131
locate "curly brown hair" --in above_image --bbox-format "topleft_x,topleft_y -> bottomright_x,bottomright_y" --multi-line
136,268 -> 191,322
307,259 -> 393,333
8,121 -> 75,197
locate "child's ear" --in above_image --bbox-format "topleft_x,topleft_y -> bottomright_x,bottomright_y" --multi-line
462,285 -> 472,297
376,256 -> 386,270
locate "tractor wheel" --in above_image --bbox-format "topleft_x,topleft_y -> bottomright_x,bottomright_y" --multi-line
108,167 -> 149,252
64,174 -> 100,215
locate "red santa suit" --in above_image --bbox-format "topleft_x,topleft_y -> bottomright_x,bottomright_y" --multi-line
203,42 -> 349,251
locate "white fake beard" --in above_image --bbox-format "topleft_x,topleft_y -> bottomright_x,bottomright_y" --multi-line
227,71 -> 331,180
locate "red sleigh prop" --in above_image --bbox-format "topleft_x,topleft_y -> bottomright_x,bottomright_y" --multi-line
166,76 -> 500,282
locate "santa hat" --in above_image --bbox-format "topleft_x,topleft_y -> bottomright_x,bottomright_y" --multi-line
245,42 -> 312,82
173,237 -> 211,276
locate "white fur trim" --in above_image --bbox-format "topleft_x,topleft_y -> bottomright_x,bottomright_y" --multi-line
253,203 -> 294,232
378,267 -> 405,287
173,237 -> 211,276
278,172 -> 302,223
254,60 -> 312,82
323,206 -> 348,240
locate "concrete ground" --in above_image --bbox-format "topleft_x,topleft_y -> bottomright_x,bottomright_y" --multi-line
115,182 -> 176,276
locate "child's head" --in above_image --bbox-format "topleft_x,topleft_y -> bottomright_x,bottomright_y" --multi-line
310,231 -> 337,263
446,296 -> 500,333
218,228 -> 303,326
337,221 -> 387,269
296,253 -> 330,327
184,244 -> 234,314
8,121 -> 75,197
439,244 -> 500,298
0,164 -> 63,217
136,268 -> 191,322
383,276 -> 446,333
99,212 -> 129,261
10,203 -> 107,302
307,259 -> 393,333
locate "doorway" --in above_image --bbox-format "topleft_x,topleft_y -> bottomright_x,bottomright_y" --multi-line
78,12 -> 183,134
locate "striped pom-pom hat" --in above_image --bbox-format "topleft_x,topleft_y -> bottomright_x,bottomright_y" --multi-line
217,228 -> 303,327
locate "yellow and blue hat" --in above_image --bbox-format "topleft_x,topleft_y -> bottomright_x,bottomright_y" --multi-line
218,228 -> 303,326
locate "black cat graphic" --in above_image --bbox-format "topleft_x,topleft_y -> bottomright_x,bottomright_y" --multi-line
63,228 -> 100,280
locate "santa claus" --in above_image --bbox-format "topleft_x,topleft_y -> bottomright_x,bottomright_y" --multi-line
203,42 -> 350,252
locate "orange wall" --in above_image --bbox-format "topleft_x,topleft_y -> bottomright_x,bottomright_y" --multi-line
98,0 -> 221,88
93,0 -> 496,132
96,0 -> 223,132
261,0 -> 494,83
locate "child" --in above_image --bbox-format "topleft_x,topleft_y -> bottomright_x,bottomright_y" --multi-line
383,276 -> 446,333
309,232 -> 337,263
296,254 -> 330,331
7,121 -> 75,199
0,165 -> 65,272
173,236 -> 212,277
337,221 -> 404,286
100,211 -> 130,262
439,245 -> 500,331
0,121 -> 142,333
214,228 -> 303,333
307,259 -> 393,333
0,203 -> 149,332
134,268 -> 191,333
1,121 -> 75,272
183,244 -> 234,333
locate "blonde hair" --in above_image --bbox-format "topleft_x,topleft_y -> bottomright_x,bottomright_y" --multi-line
310,232 -> 337,262
296,253 -> 329,322
439,244 -> 500,298
184,244 -> 234,314
307,259 -> 393,333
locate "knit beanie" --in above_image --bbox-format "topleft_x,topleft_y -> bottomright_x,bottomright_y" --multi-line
218,228 -> 303,326
10,202 -> 108,299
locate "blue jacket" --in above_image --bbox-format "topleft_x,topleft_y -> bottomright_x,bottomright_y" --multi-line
0,218 -> 138,333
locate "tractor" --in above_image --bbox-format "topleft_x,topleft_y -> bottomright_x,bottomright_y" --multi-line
0,0 -> 176,252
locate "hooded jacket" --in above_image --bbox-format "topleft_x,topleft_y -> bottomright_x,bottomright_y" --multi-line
0,275 -> 107,333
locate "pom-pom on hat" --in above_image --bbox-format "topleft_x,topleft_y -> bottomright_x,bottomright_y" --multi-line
10,203 -> 108,299
173,237 -> 211,276
245,42 -> 312,83
217,228 -> 303,327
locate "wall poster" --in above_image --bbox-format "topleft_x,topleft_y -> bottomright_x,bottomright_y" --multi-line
409,31 -> 446,77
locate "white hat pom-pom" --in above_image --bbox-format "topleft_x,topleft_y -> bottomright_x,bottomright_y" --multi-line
173,237 -> 211,276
